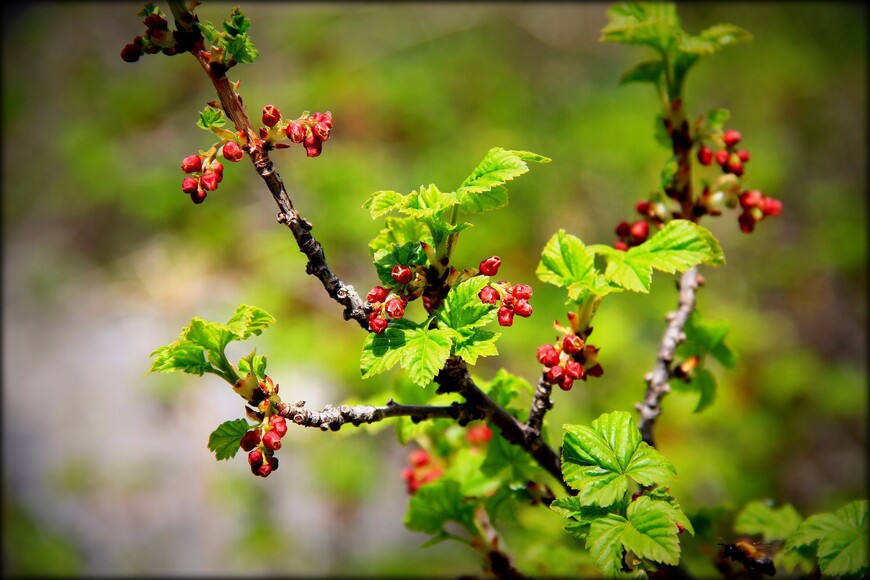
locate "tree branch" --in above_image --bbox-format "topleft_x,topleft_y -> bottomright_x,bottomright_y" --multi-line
525,372 -> 553,445
636,266 -> 701,447
274,398 -> 482,431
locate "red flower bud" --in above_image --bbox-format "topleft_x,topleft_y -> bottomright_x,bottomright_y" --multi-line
263,430 -> 282,451
715,149 -> 730,166
467,424 -> 492,445
200,172 -> 219,191
409,449 -> 430,467
240,430 -> 261,452
511,284 -> 533,300
248,449 -> 263,466
545,365 -> 564,385
635,200 -> 651,216
368,312 -> 388,334
697,146 -> 713,166
262,105 -> 281,127
738,211 -> 756,233
559,376 -> 574,391
312,111 -> 333,128
760,197 -> 782,217
256,462 -> 273,477
614,240 -> 629,251
722,129 -> 742,148
143,13 -> 169,31
739,190 -> 763,209
514,298 -> 533,318
190,189 -> 207,204
391,264 -> 413,284
565,360 -> 584,380
182,177 -> 198,194
312,121 -> 331,142
563,334 -> 584,355
497,306 -> 514,327
120,43 -> 143,63
615,221 -> 631,238
367,286 -> 389,304
727,157 -> 744,176
385,298 -> 407,319
479,256 -> 501,276
269,415 -> 288,438
222,141 -> 244,162
304,138 -> 323,157
478,286 -> 499,305
737,149 -> 751,162
286,122 -> 307,143
181,154 -> 202,174
536,344 -> 560,367
630,220 -> 649,241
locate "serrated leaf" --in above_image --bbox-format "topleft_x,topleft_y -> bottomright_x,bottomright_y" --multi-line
225,304 -> 275,340
360,319 -> 455,387
735,500 -> 802,541
587,514 -> 629,577
562,411 -> 676,507
182,318 -> 235,354
484,369 -> 533,416
401,184 -> 456,219
691,367 -> 716,413
207,418 -> 250,461
452,328 -> 500,365
552,497 -> 612,541
620,59 -> 665,86
373,242 -> 428,285
364,190 -> 407,219
148,341 -> 210,375
196,20 -> 219,42
600,2 -> 680,53
480,430 -> 541,484
786,500 -> 868,576
368,216 -> 433,256
536,229 -> 599,291
360,318 -> 417,379
454,148 -> 548,214
681,311 -> 736,369
196,106 -> 226,130
598,220 -> 724,293
404,479 -> 477,537
622,496 -> 682,565
237,350 -> 267,380
224,7 -> 251,35
435,277 -> 496,330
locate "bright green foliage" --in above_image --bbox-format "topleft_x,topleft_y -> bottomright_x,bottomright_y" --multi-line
785,500 -> 868,577
207,418 -> 250,461
480,430 -> 542,485
196,106 -> 226,131
735,500 -> 802,540
196,7 -> 259,65
368,217 -> 433,256
435,277 -> 496,330
483,369 -> 533,418
405,479 -> 478,541
561,411 -> 676,507
148,304 -> 275,384
671,311 -> 736,412
536,229 -> 606,302
359,319 -> 456,387
590,220 -> 724,293
454,148 -> 551,214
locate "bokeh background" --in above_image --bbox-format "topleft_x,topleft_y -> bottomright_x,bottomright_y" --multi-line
2,2 -> 866,576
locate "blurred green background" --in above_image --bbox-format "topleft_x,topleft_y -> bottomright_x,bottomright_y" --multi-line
2,2 -> 866,576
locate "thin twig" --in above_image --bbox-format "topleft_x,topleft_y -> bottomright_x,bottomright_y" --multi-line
636,266 -> 700,447
526,372 -> 554,444
274,398 -> 482,431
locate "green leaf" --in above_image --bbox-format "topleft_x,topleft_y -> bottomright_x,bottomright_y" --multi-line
207,418 -> 250,461
786,500 -> 868,576
480,430 -> 541,484
225,304 -> 275,340
690,367 -> 716,413
237,350 -> 267,380
368,216 -> 433,256
587,514 -> 629,577
404,479 -> 477,537
484,369 -> 533,417
698,23 -> 753,49
600,2 -> 681,53
705,108 -> 731,133
148,341 -> 209,375
228,34 -> 259,64
452,328 -> 500,365
373,242 -> 428,285
183,317 -> 234,354
620,59 -> 665,86
735,500 -> 802,541
224,6 -> 251,35
536,229 -> 598,292
681,311 -> 736,369
622,496 -> 683,565
551,496 -> 612,540
364,190 -> 407,219
401,184 -> 456,219
196,106 -> 226,130
562,411 -> 676,507
660,156 -> 678,191
596,220 -> 724,293
359,319 -> 455,387
435,277 -> 496,330
196,20 -> 219,43
454,148 -> 549,214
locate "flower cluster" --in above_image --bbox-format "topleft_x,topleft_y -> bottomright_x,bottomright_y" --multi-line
120,6 -> 200,62
536,315 -> 603,391
180,154 -> 225,204
476,256 -> 534,327
257,106 -> 333,158
697,128 -> 750,177
401,449 -> 443,495
613,218 -> 651,251
366,283 -> 409,334
736,189 -> 783,233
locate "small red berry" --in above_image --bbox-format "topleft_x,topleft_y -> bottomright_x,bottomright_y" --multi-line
240,430 -> 261,452
497,306 -> 514,327
385,298 -> 407,319
760,197 -> 782,217
210,161 -> 224,181
715,149 -> 730,166
269,415 -> 288,438
722,129 -> 742,148
286,122 -> 307,143
536,344 -> 560,367
559,376 -> 574,391
256,462 -> 273,477
368,312 -> 389,334
635,200 -> 651,216
391,265 -> 413,284
630,220 -> 649,241
262,105 -> 281,127
563,334 -> 584,355
615,221 -> 631,238
513,299 -> 533,318
565,360 -> 584,380
181,154 -> 202,174
545,365 -> 564,385
478,286 -> 499,305
222,141 -> 244,162
737,149 -> 751,162
738,211 -> 756,233
614,240 -> 629,251
500,291 -> 515,307
120,43 -> 142,62
511,284 -> 533,300
312,121 -> 331,142
182,177 -> 198,194
200,172 -> 219,191
263,430 -> 282,451
303,134 -> 322,157
409,449 -> 430,467
248,449 -> 263,466
739,190 -> 763,209
467,424 -> 492,445
697,145 -> 713,166
479,256 -> 501,276
191,189 -> 207,204
367,286 -> 389,304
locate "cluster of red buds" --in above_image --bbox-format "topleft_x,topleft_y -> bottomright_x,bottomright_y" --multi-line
536,314 -> 603,391
697,128 -> 750,177
180,154 -> 225,204
476,257 -> 534,327
238,376 -> 285,477
120,8 -> 200,62
401,449 -> 443,495
258,106 -> 333,158
366,282 -> 408,334
613,217 -> 651,251
736,189 -> 783,233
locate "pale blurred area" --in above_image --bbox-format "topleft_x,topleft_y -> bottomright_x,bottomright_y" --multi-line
3,2 -> 866,576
